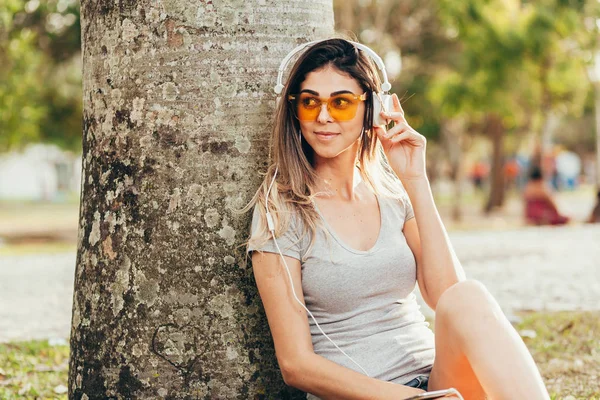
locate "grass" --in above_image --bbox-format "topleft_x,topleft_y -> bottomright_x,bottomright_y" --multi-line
0,340 -> 69,400
0,312 -> 597,398
516,311 -> 600,399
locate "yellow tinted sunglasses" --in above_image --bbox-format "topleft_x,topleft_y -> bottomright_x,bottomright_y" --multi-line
288,92 -> 367,122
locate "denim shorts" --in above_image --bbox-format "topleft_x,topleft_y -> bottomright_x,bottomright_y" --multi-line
404,374 -> 429,391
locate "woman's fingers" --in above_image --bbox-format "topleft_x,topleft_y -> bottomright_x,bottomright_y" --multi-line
390,131 -> 416,143
384,121 -> 411,139
377,97 -> 426,148
382,121 -> 426,146
392,93 -> 403,113
381,111 -> 405,121
374,125 -> 387,139
381,94 -> 406,124
391,129 -> 426,146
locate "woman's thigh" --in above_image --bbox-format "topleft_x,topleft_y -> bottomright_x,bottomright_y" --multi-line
427,323 -> 486,399
426,281 -> 488,400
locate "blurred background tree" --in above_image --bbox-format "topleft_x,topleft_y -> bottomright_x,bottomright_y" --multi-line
334,0 -> 600,217
0,0 -> 81,152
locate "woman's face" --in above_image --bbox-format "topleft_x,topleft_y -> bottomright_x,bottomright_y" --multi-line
296,65 -> 366,162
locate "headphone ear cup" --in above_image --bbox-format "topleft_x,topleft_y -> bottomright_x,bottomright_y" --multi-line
372,92 -> 393,126
372,92 -> 382,126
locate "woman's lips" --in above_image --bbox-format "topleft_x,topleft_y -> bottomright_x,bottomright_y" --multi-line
314,131 -> 339,140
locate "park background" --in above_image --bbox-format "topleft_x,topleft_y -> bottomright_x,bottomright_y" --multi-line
0,0 -> 599,399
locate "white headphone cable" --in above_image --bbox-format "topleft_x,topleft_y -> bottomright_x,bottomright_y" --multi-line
264,167 -> 371,377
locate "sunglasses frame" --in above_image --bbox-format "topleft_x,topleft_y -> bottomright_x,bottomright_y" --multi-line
288,92 -> 368,122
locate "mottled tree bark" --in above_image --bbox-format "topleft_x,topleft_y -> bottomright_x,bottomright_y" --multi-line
69,1 -> 333,399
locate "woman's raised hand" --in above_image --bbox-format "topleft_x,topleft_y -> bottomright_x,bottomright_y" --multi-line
374,93 -> 427,182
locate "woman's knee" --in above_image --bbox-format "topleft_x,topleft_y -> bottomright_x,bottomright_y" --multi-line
435,279 -> 504,331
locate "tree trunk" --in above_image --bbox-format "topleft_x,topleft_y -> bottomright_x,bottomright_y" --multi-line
485,114 -> 505,213
441,118 -> 466,222
69,2 -> 333,399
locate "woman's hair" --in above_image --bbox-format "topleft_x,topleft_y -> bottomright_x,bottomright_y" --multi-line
241,37 -> 409,260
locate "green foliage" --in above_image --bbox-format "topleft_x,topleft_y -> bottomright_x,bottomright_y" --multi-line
420,0 -> 597,162
431,0 -> 585,117
401,76 -> 442,142
0,340 -> 69,399
0,0 -> 81,153
0,24 -> 47,150
39,59 -> 83,152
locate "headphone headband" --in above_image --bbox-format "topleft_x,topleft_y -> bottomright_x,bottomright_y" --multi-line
274,39 -> 392,95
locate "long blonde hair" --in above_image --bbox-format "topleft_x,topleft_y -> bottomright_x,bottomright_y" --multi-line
242,38 -> 409,260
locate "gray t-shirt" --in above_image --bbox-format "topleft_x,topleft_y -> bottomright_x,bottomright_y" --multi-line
247,194 -> 435,398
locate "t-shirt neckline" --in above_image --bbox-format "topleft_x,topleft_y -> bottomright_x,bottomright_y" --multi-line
312,193 -> 384,255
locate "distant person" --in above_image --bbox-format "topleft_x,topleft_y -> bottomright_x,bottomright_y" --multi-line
470,160 -> 489,191
503,158 -> 520,191
523,166 -> 570,226
587,190 -> 600,223
555,150 -> 581,190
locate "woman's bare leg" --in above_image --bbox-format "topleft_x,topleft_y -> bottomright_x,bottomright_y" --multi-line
427,280 -> 549,400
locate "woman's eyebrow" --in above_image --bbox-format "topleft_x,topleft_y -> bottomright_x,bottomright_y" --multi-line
330,90 -> 354,96
299,89 -> 355,96
299,89 -> 319,95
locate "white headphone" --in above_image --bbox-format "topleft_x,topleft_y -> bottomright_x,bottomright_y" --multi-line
274,39 -> 394,126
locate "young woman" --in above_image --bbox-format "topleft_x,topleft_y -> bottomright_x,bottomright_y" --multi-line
245,38 -> 549,400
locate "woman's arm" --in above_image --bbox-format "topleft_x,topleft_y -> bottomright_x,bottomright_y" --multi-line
374,94 -> 465,310
252,251 -> 426,399
402,178 -> 466,311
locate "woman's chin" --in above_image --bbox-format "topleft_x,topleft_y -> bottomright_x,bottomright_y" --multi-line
305,138 -> 359,162
312,148 -> 353,162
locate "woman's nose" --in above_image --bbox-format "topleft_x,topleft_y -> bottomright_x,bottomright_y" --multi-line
317,103 -> 333,124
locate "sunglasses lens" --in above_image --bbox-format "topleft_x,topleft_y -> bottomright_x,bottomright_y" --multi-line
294,94 -> 321,121
328,94 -> 360,121
292,93 -> 362,121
